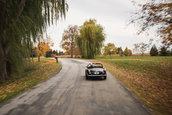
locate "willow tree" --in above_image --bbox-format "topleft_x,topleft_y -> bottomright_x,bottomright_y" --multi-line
0,0 -> 68,82
76,19 -> 105,59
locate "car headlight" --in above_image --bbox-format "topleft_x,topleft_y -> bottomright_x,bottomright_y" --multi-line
102,71 -> 106,75
88,70 -> 91,75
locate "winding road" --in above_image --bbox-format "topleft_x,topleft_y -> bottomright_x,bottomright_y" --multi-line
0,58 -> 149,115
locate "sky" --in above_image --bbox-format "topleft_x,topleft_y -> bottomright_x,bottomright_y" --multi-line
47,0 -> 160,52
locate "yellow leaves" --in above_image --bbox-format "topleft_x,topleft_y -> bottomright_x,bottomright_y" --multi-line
0,89 -> 6,100
0,83 -> 19,101
50,43 -> 54,47
36,41 -> 51,56
36,36 -> 54,57
0,94 -> 6,100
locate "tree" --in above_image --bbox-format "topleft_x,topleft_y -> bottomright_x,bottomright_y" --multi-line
30,44 -> 37,61
128,49 -> 132,56
140,43 -> 148,56
150,45 -> 158,56
58,51 -> 64,55
117,47 -> 123,56
73,47 -> 80,57
45,49 -> 53,57
133,42 -> 148,55
0,0 -> 68,81
159,46 -> 170,56
46,50 -> 59,57
61,25 -> 79,58
124,47 -> 129,56
36,38 -> 53,62
131,0 -> 172,46
52,50 -> 58,56
76,19 -> 105,59
123,47 -> 132,56
103,43 -> 117,56
133,44 -> 140,54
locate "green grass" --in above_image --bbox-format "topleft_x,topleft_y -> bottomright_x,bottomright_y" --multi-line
96,56 -> 172,61
93,56 -> 172,115
40,57 -> 55,60
0,58 -> 61,103
98,59 -> 171,78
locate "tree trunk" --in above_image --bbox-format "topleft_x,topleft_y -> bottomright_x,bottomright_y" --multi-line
38,56 -> 40,62
31,50 -> 33,62
0,43 -> 8,82
32,56 -> 33,62
71,43 -> 73,58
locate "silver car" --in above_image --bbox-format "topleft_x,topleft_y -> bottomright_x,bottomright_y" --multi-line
85,63 -> 107,80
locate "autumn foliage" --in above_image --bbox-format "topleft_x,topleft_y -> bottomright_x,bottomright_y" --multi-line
51,54 -> 57,57
131,0 -> 172,46
61,25 -> 79,58
36,38 -> 53,62
37,42 -> 50,57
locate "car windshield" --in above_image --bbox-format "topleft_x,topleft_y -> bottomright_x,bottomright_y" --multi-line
88,63 -> 103,68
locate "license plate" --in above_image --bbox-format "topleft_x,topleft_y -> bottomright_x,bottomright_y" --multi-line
94,72 -> 99,74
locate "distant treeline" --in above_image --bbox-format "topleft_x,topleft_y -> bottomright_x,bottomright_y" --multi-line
150,45 -> 172,56
45,50 -> 65,57
31,48 -> 64,57
103,43 -> 132,56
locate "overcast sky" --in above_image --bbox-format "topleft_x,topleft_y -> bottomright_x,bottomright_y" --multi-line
47,0 -> 159,52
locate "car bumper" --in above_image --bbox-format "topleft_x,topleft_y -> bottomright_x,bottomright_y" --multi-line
87,74 -> 106,77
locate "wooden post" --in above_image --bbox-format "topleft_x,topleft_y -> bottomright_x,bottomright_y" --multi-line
55,56 -> 58,63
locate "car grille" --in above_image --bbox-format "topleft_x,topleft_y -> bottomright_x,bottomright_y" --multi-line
90,71 -> 102,75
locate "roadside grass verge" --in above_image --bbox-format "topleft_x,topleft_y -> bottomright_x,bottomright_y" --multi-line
96,56 -> 172,61
91,56 -> 172,115
0,58 -> 61,103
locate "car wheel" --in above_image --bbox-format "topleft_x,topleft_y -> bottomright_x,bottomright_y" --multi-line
104,76 -> 106,80
86,73 -> 89,80
86,76 -> 89,80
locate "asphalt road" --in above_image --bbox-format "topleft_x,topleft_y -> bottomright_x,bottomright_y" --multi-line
0,58 -> 149,115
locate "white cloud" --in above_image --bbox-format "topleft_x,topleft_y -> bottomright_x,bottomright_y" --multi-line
46,0 -> 158,51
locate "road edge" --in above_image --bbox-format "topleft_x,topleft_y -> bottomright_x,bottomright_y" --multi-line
109,72 -> 152,115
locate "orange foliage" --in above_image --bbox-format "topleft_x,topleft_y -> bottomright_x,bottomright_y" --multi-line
36,37 -> 54,57
37,42 -> 50,57
51,54 -> 57,57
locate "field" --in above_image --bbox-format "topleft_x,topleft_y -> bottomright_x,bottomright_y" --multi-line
94,56 -> 172,115
0,58 -> 61,103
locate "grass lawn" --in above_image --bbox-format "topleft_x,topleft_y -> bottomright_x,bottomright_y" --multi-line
92,56 -> 172,115
0,58 -> 61,103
